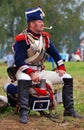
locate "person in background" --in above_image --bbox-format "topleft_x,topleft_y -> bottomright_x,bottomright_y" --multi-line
74,48 -> 82,62
7,51 -> 14,67
61,51 -> 67,62
13,7 -> 83,123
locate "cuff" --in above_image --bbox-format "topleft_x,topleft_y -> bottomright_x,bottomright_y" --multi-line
57,65 -> 66,71
25,68 -> 35,76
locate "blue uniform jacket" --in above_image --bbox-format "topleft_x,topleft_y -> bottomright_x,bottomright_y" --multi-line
13,30 -> 66,74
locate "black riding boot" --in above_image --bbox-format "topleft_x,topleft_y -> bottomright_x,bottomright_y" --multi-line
18,80 -> 32,123
62,78 -> 83,118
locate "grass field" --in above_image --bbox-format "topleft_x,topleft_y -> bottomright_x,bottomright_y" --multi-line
0,62 -> 84,130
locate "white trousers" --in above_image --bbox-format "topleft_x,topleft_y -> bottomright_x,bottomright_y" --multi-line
16,70 -> 72,88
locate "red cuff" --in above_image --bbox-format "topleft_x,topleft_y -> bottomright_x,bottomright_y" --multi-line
58,65 -> 66,71
26,68 -> 35,76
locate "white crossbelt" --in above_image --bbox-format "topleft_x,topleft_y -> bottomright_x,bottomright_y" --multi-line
25,34 -> 43,63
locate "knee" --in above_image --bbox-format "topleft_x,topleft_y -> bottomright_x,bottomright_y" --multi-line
62,73 -> 72,79
16,70 -> 31,80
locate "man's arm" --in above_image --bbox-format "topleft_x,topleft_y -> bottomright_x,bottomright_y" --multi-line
14,41 -> 40,81
14,41 -> 35,75
46,41 -> 66,74
14,41 -> 27,68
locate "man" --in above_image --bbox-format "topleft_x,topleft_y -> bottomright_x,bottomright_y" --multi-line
13,7 -> 83,124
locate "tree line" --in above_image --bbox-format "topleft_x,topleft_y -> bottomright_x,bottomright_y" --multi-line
0,0 -> 84,56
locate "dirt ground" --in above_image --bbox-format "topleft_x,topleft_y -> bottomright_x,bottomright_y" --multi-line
0,113 -> 84,130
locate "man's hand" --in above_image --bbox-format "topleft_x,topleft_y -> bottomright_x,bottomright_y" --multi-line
57,70 -> 66,77
30,72 -> 40,82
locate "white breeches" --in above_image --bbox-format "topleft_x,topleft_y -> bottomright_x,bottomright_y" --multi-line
16,70 -> 72,87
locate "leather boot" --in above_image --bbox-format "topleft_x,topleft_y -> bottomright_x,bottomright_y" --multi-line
62,78 -> 83,118
18,80 -> 32,123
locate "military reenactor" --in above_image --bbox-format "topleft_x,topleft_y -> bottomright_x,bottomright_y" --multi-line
13,7 -> 83,123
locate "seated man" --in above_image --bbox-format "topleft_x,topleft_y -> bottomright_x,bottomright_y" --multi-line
13,7 -> 83,123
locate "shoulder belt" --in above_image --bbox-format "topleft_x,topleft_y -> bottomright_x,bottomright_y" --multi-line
25,35 -> 43,63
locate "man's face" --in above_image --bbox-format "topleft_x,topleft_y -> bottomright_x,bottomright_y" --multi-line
29,20 -> 44,33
